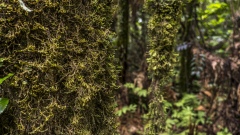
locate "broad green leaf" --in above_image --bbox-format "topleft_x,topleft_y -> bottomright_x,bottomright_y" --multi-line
0,73 -> 14,84
116,110 -> 122,116
122,106 -> 128,114
0,98 -> 9,114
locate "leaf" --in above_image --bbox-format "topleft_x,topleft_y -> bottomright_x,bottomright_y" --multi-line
122,106 -> 128,114
116,110 -> 122,116
166,118 -> 179,127
116,104 -> 137,116
196,111 -> 206,124
0,98 -> 9,114
128,104 -> 137,112
124,83 -> 135,89
0,73 -> 14,84
137,89 -> 147,97
163,100 -> 172,108
133,87 -> 141,93
175,94 -> 197,107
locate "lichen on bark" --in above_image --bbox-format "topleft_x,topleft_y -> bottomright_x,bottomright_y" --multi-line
0,1 -> 117,134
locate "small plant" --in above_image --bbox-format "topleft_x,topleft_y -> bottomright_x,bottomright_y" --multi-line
116,83 -> 148,117
124,83 -> 147,97
116,104 -> 137,116
0,73 -> 13,114
217,127 -> 232,135
0,73 -> 14,85
0,98 -> 9,114
0,58 -> 13,114
162,93 -> 208,134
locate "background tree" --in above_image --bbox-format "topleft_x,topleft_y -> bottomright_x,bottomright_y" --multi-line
144,0 -> 183,134
115,0 -> 149,134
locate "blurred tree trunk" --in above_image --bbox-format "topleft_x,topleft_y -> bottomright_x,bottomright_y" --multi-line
179,0 -> 197,93
144,0 -> 183,134
117,0 -> 129,84
117,0 -> 130,111
116,0 -> 130,133
116,0 -> 149,134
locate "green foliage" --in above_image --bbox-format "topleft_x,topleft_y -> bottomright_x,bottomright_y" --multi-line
0,98 -> 9,114
116,104 -> 137,116
0,73 -> 13,84
200,2 -> 228,21
144,0 -> 183,134
217,128 -> 232,135
198,1 -> 229,34
163,94 -> 207,134
124,83 -> 147,97
116,83 -> 148,117
197,0 -> 231,55
0,59 -> 13,115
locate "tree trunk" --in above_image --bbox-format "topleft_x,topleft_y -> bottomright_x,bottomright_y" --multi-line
144,0 -> 183,134
0,1 -> 117,134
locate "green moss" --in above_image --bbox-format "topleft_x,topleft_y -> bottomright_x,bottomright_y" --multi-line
0,1 -> 117,134
144,0 -> 183,134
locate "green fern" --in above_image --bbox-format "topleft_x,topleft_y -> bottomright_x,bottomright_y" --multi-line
124,83 -> 148,97
116,104 -> 137,116
162,93 -> 207,134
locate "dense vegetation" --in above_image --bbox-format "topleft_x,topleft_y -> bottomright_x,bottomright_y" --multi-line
1,0 -> 240,135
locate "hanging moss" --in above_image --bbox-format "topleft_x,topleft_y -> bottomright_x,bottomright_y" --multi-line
144,0 -> 182,134
0,0 -> 117,134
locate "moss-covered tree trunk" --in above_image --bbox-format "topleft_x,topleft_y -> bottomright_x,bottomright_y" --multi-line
144,0 -> 182,134
0,1 -> 117,134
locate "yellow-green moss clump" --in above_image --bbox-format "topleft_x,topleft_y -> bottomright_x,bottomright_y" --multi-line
144,0 -> 182,134
0,1 -> 117,134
